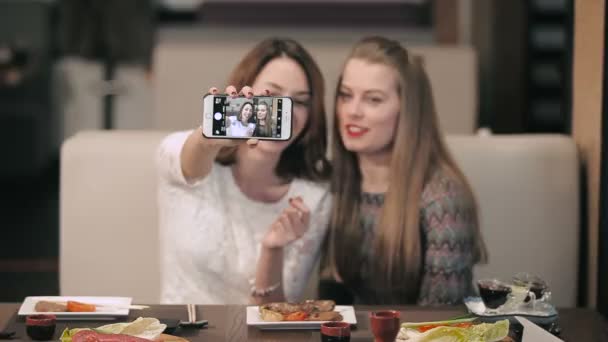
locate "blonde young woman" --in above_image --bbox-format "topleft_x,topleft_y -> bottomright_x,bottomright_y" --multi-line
254,101 -> 273,137
321,37 -> 487,305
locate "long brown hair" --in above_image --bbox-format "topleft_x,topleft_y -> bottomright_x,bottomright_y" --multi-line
237,102 -> 254,124
216,38 -> 330,182
326,37 -> 487,301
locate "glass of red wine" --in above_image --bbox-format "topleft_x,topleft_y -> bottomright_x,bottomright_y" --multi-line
477,279 -> 512,312
512,272 -> 551,311
513,272 -> 550,302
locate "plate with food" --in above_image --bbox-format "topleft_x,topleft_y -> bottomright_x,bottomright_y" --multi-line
396,317 -> 519,342
18,296 -> 134,320
246,300 -> 357,330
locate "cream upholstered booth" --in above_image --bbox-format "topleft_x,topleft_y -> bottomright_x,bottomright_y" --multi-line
60,131 -> 579,306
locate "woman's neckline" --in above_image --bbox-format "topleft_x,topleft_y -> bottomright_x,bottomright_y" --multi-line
361,191 -> 386,196
361,192 -> 385,206
362,191 -> 386,197
228,164 -> 294,205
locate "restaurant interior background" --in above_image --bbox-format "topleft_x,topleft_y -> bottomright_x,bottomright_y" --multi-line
0,0 -> 606,316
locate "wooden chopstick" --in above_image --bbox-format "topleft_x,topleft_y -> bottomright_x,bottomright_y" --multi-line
188,304 -> 195,323
98,304 -> 149,310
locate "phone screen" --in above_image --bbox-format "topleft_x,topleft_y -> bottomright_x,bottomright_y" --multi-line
211,96 -> 285,138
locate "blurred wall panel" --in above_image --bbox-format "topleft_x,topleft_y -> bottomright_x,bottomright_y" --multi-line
600,6 -> 608,313
572,0 -> 605,308
152,27 -> 480,135
434,0 -> 459,44
198,0 -> 431,27
472,0 -> 527,133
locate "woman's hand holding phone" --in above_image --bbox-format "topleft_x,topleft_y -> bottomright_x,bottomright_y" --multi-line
202,85 -> 270,147
261,197 -> 310,249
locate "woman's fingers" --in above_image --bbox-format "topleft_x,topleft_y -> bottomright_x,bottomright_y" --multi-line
289,197 -> 309,215
225,85 -> 238,97
223,85 -> 258,98
284,207 -> 301,224
209,87 -> 219,95
240,86 -> 254,98
279,214 -> 296,241
246,139 -> 259,146
284,207 -> 308,238
253,88 -> 271,96
264,201 -> 310,248
289,197 -> 311,226
220,85 -> 267,98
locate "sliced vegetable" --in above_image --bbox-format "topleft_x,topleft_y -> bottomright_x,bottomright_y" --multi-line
414,326 -> 471,342
284,311 -> 308,321
417,325 -> 440,332
66,301 -> 96,312
402,317 -> 476,329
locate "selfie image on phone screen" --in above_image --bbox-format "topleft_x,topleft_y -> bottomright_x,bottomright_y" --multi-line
204,95 -> 292,140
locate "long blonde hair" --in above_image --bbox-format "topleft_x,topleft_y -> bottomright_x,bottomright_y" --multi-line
254,100 -> 273,137
326,37 -> 487,301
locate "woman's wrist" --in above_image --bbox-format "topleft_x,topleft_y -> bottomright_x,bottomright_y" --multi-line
260,241 -> 286,252
251,245 -> 285,300
195,127 -> 224,150
262,242 -> 283,256
249,278 -> 281,298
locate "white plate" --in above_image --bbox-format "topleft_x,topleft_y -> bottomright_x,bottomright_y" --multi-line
516,316 -> 564,342
18,296 -> 132,320
464,297 -> 558,318
246,305 -> 357,330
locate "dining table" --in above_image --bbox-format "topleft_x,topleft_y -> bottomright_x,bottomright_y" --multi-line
1,303 -> 607,341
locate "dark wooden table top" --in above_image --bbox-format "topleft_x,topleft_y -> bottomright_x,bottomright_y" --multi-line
1,303 -> 607,341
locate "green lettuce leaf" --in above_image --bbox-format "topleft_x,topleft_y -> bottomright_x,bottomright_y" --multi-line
397,319 -> 509,342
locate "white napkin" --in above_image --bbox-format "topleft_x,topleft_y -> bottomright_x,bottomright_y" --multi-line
516,316 -> 563,342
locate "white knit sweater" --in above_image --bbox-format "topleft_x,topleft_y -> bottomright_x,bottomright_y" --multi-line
156,131 -> 331,304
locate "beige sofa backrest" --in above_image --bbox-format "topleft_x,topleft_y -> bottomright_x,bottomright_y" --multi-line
153,28 -> 477,134
449,135 -> 579,307
60,131 -> 165,302
60,131 -> 579,306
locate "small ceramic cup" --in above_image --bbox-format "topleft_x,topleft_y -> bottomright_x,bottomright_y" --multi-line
320,321 -> 351,342
26,314 -> 56,341
369,310 -> 401,342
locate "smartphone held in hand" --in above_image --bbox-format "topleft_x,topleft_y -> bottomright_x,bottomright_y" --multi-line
202,94 -> 293,141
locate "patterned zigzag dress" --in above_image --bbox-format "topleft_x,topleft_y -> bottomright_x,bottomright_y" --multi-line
347,171 -> 477,305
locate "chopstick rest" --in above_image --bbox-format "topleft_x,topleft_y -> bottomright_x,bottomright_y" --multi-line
179,304 -> 208,329
0,331 -> 15,340
179,319 -> 208,329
